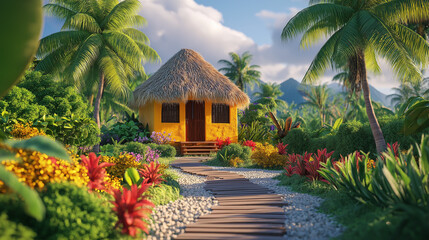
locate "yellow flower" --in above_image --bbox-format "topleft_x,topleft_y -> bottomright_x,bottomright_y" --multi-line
367,159 -> 376,170
229,157 -> 244,168
10,122 -> 45,139
251,142 -> 286,168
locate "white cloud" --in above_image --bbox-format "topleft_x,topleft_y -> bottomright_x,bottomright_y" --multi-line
139,1 -> 400,95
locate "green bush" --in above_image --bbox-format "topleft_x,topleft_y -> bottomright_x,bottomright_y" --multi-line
0,71 -> 91,122
0,182 -> 119,240
0,212 -> 35,240
145,143 -> 176,158
124,142 -> 148,155
216,144 -> 252,165
33,114 -> 100,147
282,128 -> 310,154
238,121 -> 269,142
99,144 -> 125,157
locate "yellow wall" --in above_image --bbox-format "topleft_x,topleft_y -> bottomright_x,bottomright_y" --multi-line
205,101 -> 238,143
138,100 -> 238,143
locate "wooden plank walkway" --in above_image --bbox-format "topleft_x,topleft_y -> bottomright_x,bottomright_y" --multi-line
171,157 -> 287,240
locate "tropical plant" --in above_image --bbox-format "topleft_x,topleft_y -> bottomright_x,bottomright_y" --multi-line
239,121 -> 269,143
215,137 -> 232,150
123,167 -> 145,189
282,0 -> 429,153
37,0 -> 159,129
139,162 -> 164,185
242,140 -> 256,151
268,113 -> 300,139
399,96 -> 429,135
111,184 -> 154,237
253,82 -> 287,111
388,77 -> 429,109
81,152 -> 115,191
252,142 -> 286,169
217,144 -> 252,166
301,84 -> 330,126
218,51 -> 261,92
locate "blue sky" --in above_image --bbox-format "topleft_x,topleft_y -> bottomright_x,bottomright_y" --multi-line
41,0 -> 399,94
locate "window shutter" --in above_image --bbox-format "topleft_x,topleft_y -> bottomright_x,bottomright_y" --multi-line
162,103 -> 180,123
212,103 -> 230,123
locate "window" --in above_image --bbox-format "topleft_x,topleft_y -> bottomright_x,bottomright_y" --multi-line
212,103 -> 230,123
162,103 -> 180,123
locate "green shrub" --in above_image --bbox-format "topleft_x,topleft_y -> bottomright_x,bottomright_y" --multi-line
282,128 -> 310,154
99,144 -> 125,157
238,121 -> 269,142
33,114 -> 100,147
216,143 -> 252,165
124,142 -> 148,155
0,212 -> 35,240
145,143 -> 176,158
334,120 -> 374,159
0,182 -> 119,240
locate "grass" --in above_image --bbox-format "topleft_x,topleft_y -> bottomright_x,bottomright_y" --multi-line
275,174 -> 428,240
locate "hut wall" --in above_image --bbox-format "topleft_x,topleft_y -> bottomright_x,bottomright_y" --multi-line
153,101 -> 187,142
138,102 -> 155,132
205,101 -> 238,143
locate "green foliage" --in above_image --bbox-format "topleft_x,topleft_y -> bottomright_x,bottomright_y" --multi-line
334,120 -> 374,158
400,96 -> 429,134
124,142 -> 147,155
0,71 -> 91,122
145,183 -> 180,206
216,144 -> 252,165
123,167 -> 145,189
239,103 -> 271,126
99,143 -> 124,157
102,120 -> 148,144
238,121 -> 269,142
33,114 -> 100,147
282,128 -> 310,154
145,143 -> 176,158
0,213 -> 36,240
320,135 -> 429,209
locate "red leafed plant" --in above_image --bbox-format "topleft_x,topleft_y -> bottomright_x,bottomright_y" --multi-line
242,140 -> 256,151
277,143 -> 288,155
304,149 -> 334,183
138,162 -> 164,185
216,137 -> 232,149
381,142 -> 400,161
81,152 -> 115,191
111,184 -> 154,237
337,151 -> 365,172
284,153 -> 309,176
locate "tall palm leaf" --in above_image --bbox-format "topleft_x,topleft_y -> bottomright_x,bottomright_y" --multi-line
37,0 -> 159,130
282,0 -> 429,153
218,51 -> 261,92
253,82 -> 287,109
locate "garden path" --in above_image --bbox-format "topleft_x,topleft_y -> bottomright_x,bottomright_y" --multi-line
171,157 -> 287,240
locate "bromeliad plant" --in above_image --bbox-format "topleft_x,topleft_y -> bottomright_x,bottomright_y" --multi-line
81,152 -> 115,192
268,112 -> 300,139
139,162 -> 164,185
111,184 -> 154,237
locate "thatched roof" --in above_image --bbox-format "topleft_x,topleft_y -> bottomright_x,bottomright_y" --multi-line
130,49 -> 250,109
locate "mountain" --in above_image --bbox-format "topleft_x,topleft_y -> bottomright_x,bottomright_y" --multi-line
245,78 -> 392,108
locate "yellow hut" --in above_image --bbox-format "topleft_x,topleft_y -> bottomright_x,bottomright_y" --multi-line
130,49 -> 249,154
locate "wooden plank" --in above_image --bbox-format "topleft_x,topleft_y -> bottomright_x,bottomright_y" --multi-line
199,214 -> 286,219
218,202 -> 287,207
215,194 -> 283,200
184,227 -> 285,235
210,209 -> 284,215
185,223 -> 285,230
211,206 -> 284,211
195,218 -> 285,224
175,233 -> 285,240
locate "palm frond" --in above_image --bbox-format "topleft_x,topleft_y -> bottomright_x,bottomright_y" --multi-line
98,47 -> 129,98
374,0 -> 429,24
37,30 -> 90,57
392,23 -> 429,68
43,3 -> 76,19
62,13 -> 102,32
364,44 -> 381,74
122,28 -> 150,44
282,3 -> 353,40
102,0 -> 142,30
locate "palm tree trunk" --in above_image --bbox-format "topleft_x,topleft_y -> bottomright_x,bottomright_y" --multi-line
92,72 -> 104,152
357,51 -> 387,153
88,94 -> 94,107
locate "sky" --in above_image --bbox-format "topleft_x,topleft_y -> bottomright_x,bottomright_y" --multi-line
41,0 -> 405,94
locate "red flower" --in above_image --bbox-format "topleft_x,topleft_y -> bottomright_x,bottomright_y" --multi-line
215,137 -> 232,149
139,162 -> 164,185
81,152 -> 115,191
277,143 -> 288,155
304,149 -> 333,182
111,184 -> 154,237
242,140 -> 256,151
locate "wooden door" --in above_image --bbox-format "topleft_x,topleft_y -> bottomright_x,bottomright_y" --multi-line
186,100 -> 205,141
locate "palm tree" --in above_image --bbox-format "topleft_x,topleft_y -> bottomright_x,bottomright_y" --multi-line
253,82 -> 286,110
282,0 -> 429,153
388,77 -> 429,109
218,51 -> 261,92
301,84 -> 330,126
36,0 -> 159,129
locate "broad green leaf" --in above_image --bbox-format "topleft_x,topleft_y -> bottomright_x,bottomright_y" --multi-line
0,165 -> 45,221
6,136 -> 71,161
